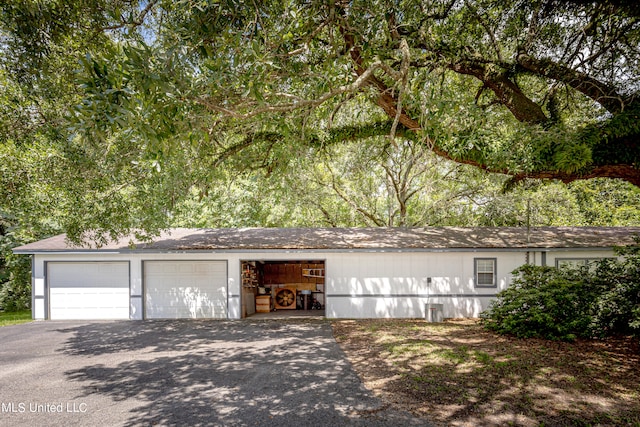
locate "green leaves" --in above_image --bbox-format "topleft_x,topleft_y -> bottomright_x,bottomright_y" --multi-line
481,264 -> 595,341
482,244 -> 640,341
1,0 -> 639,249
552,140 -> 592,174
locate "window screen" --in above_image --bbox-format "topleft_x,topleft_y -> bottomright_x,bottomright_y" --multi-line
475,258 -> 496,287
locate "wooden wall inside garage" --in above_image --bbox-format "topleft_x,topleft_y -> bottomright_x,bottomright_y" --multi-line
262,262 -> 324,285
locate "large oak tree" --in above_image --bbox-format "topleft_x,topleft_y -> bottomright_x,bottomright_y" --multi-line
4,1 -> 639,179
1,0 -> 640,243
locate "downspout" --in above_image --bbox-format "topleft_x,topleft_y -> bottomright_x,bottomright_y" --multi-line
426,276 -> 431,320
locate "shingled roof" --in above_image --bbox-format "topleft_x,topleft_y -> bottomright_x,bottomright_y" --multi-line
12,227 -> 640,253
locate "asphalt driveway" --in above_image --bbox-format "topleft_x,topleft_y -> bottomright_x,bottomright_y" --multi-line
0,319 -> 429,426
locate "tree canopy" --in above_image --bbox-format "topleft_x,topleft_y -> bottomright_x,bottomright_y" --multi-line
1,0 -> 640,243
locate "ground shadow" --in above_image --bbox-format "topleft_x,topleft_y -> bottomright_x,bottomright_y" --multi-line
59,319 -> 429,426
334,319 -> 640,426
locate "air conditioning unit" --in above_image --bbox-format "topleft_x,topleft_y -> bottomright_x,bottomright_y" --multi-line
425,303 -> 444,323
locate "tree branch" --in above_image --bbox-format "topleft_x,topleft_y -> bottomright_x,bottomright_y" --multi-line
100,0 -> 159,32
194,58 -> 400,120
447,59 -> 548,124
389,39 -> 410,142
339,26 -> 640,187
516,52 -> 628,113
326,162 -> 386,226
512,164 -> 640,187
210,131 -> 281,168
338,29 -> 520,177
465,0 -> 503,61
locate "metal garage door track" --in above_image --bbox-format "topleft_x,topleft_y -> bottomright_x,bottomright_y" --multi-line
0,319 -> 430,427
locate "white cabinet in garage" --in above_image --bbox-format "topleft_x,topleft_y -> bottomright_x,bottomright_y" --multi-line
48,262 -> 130,320
144,261 -> 227,319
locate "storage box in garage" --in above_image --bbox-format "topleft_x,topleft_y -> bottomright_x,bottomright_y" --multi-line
256,295 -> 272,313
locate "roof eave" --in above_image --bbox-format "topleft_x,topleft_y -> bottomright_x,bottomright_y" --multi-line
14,245 -> 620,255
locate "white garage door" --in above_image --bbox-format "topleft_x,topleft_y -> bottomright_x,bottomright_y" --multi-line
144,261 -> 227,319
48,262 -> 130,320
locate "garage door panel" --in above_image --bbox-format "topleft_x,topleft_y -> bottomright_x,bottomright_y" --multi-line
50,306 -> 130,320
48,262 -> 130,320
145,287 -> 225,318
145,302 -> 227,319
144,261 -> 227,319
51,288 -> 129,307
49,262 -> 129,288
49,293 -> 130,320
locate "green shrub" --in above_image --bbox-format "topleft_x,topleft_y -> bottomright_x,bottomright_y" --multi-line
482,242 -> 640,341
481,265 -> 596,341
587,246 -> 640,338
0,234 -> 31,312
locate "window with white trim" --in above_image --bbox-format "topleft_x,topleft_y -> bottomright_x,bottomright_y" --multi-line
475,258 -> 497,287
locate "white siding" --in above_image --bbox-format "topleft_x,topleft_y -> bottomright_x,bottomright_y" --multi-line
30,247 -> 620,320
325,251 -> 524,318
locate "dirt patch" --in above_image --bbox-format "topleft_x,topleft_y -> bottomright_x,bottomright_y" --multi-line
332,319 -> 640,426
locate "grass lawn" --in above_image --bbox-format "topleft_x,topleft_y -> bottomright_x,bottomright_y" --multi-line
0,310 -> 32,327
332,319 -> 640,427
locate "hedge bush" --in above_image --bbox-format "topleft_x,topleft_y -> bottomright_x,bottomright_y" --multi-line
481,243 -> 640,341
0,233 -> 31,312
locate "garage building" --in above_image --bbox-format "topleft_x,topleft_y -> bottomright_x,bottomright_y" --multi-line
13,227 -> 639,321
